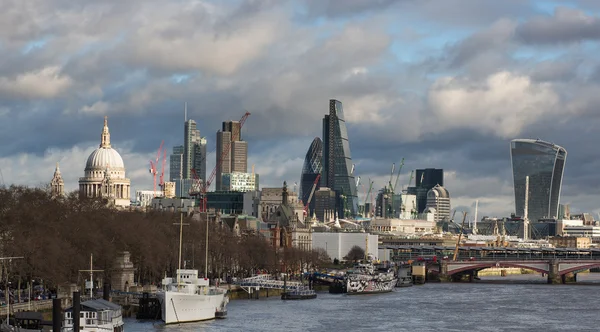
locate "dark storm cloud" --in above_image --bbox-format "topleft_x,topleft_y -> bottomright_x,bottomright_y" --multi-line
2,0 -> 600,217
516,7 -> 600,44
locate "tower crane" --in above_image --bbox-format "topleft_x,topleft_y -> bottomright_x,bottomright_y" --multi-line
159,148 -> 166,194
388,163 -> 395,191
391,158 -> 404,194
303,174 -> 321,216
194,111 -> 251,212
364,180 -> 374,217
149,140 -> 164,192
406,170 -> 414,190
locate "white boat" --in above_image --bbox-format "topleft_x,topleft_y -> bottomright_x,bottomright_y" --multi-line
346,263 -> 397,295
157,269 -> 228,324
156,214 -> 229,324
63,298 -> 124,332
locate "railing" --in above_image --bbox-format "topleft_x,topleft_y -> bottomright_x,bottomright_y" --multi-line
236,275 -> 309,293
0,299 -> 55,316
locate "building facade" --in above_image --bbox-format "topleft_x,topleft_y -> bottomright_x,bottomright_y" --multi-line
79,116 -> 131,207
314,187 -> 336,222
183,119 -> 201,180
216,121 -> 248,191
511,139 -> 567,222
406,168 -> 444,213
321,99 -> 358,218
425,184 -> 451,223
221,172 -> 258,192
299,137 -> 323,216
312,232 -> 378,262
169,145 -> 184,181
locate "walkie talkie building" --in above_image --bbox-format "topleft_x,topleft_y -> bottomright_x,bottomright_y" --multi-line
510,139 -> 567,223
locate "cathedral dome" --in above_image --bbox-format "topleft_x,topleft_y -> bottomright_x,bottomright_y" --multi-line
86,147 -> 125,170
84,116 -> 125,170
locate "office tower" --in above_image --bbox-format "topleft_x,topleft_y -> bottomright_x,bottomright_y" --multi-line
425,184 -> 451,222
300,137 -> 323,216
321,99 -> 358,218
192,137 -> 207,183
169,145 -> 184,181
183,119 -> 201,179
216,120 -> 248,191
511,139 -> 567,222
411,168 -> 444,213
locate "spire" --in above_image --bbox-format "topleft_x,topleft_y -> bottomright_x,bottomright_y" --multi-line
100,116 -> 111,148
282,181 -> 289,206
54,162 -> 61,175
51,161 -> 64,197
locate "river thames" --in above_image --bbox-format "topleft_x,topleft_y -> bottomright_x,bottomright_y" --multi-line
125,274 -> 600,331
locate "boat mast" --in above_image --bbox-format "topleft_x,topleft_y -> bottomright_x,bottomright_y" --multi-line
79,254 -> 103,299
177,212 -> 184,286
205,216 -> 208,278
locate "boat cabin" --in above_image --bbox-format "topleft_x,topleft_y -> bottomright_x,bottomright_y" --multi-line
64,298 -> 124,332
162,269 -> 210,294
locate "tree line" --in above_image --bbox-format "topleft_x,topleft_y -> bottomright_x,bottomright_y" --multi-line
0,186 -> 330,290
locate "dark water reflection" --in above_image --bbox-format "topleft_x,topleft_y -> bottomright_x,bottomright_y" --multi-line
126,273 -> 600,331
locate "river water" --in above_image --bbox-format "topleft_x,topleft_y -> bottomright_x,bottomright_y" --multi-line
125,274 -> 600,331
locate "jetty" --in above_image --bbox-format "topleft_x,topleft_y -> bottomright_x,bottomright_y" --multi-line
236,275 -> 317,300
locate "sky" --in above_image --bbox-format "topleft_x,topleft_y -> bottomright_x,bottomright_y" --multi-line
1,0 -> 600,219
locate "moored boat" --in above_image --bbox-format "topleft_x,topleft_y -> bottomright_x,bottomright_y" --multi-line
156,269 -> 228,324
63,298 -> 124,332
395,264 -> 414,287
346,262 -> 396,295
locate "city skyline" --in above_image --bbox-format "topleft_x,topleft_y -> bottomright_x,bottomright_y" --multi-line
1,1 -> 600,219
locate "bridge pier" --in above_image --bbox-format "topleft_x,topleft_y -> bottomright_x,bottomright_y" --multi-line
548,260 -> 562,284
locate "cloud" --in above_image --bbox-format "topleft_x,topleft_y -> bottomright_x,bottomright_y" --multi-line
0,66 -> 73,99
2,0 -> 600,220
516,7 -> 600,44
427,71 -> 561,138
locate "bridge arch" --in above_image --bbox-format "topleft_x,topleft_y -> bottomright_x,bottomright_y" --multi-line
448,262 -> 548,275
560,263 -> 600,276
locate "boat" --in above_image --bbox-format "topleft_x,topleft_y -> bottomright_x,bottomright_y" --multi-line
346,262 -> 397,295
281,289 -> 317,300
1,312 -> 46,332
156,214 -> 229,324
63,298 -> 124,332
395,264 -> 414,287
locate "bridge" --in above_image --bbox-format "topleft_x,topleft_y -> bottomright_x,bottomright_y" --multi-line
236,274 -> 311,293
382,245 -> 600,284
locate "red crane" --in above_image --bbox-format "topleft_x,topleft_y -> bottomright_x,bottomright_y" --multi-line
159,148 -> 167,192
149,140 -> 164,192
303,174 -> 321,216
194,111 -> 251,212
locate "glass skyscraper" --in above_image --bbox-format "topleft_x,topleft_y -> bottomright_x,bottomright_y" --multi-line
322,99 -> 358,218
299,137 -> 323,216
511,139 -> 567,223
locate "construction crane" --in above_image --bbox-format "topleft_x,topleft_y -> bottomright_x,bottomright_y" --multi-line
406,170 -> 414,190
149,140 -> 164,192
364,179 -> 374,217
391,158 -> 404,193
388,163 -> 395,191
159,148 -> 166,194
452,211 -> 468,261
195,111 -> 251,212
303,174 -> 321,216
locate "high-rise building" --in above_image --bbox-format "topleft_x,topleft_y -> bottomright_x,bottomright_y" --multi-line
321,99 -> 358,218
169,145 -> 184,181
425,184 -> 451,222
192,137 -> 207,183
216,120 -> 248,191
183,119 -> 202,180
299,137 -> 323,216
407,168 -> 444,213
510,139 -> 567,222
